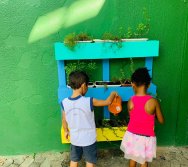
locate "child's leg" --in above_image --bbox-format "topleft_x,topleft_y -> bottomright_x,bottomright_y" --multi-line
83,142 -> 97,167
140,162 -> 148,167
86,162 -> 95,167
70,161 -> 78,167
70,145 -> 82,167
129,159 -> 137,167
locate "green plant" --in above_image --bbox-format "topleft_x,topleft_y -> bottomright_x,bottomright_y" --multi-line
77,32 -> 93,41
102,32 -> 122,48
134,22 -> 149,38
134,8 -> 150,38
129,58 -> 134,74
64,33 -> 77,50
64,32 -> 93,50
119,68 -> 126,84
102,32 -> 115,40
119,8 -> 150,39
65,61 -> 97,82
123,27 -> 133,38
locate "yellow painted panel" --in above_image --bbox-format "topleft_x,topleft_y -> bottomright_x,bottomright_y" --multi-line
61,126 -> 127,143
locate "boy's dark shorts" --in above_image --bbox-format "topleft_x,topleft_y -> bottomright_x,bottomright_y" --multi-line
70,142 -> 97,164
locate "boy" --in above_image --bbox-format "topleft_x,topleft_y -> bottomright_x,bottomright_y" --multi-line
62,71 -> 117,167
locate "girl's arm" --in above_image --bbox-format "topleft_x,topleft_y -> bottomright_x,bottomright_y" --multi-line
155,100 -> 164,124
93,92 -> 117,107
127,99 -> 134,114
62,111 -> 69,140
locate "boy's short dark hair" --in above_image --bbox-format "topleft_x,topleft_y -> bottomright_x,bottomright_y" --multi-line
131,67 -> 151,87
69,71 -> 89,89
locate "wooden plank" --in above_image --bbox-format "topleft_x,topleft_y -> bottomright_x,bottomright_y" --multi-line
57,84 -> 157,104
102,59 -> 110,119
61,126 -> 127,143
55,40 -> 159,60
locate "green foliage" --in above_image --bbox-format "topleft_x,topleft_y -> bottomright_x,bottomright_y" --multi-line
119,68 -> 126,84
124,27 -> 133,38
118,8 -> 150,39
64,8 -> 150,51
64,32 -> 92,50
102,32 -> 117,41
64,33 -> 77,50
102,32 -> 122,48
129,58 -> 134,73
134,22 -> 149,38
77,32 -> 93,41
65,61 -> 97,82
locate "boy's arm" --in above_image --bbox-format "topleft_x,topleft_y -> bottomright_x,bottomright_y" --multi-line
155,100 -> 164,124
62,111 -> 69,140
93,92 -> 117,107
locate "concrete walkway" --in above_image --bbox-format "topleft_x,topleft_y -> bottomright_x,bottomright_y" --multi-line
0,147 -> 187,167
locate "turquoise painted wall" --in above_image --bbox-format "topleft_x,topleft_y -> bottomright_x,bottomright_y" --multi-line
0,0 -> 188,155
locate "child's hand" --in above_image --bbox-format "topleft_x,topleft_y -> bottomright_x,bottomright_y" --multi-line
64,131 -> 70,141
111,91 -> 118,97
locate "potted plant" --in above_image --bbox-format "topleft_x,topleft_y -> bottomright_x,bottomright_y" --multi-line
101,32 -> 123,49
76,32 -> 93,42
64,33 -> 77,50
64,32 -> 93,50
120,8 -> 150,41
95,81 -> 121,88
121,79 -> 132,87
110,67 -> 132,87
65,60 -> 97,87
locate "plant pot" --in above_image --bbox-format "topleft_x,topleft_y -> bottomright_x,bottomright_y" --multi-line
95,81 -> 121,87
76,40 -> 93,43
121,80 -> 132,87
93,39 -> 105,42
88,82 -> 94,88
121,38 -> 148,42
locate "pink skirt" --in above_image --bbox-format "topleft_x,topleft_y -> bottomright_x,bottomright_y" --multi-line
120,131 -> 156,164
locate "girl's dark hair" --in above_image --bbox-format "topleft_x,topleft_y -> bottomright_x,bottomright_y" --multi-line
69,71 -> 89,89
131,67 -> 151,87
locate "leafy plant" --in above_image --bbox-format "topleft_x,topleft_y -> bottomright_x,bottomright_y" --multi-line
124,27 -> 134,39
65,61 -> 97,82
102,32 -> 122,48
77,32 -> 93,41
64,33 -> 77,50
134,22 -> 149,38
129,58 -> 134,74
118,8 -> 150,39
102,32 -> 115,41
134,8 -> 150,38
119,68 -> 126,84
64,32 -> 92,50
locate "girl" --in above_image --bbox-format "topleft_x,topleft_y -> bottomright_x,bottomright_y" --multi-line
120,68 -> 164,167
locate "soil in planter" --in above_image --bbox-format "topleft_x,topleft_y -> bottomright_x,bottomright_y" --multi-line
121,80 -> 132,87
88,82 -> 94,85
95,81 -> 121,86
67,81 -> 94,88
88,82 -> 94,87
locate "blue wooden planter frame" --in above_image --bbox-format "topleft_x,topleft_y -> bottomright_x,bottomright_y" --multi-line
54,40 -> 159,119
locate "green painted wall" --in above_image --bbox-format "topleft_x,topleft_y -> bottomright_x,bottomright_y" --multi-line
0,0 -> 187,155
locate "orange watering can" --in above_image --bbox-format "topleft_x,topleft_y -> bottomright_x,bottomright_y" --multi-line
108,95 -> 122,116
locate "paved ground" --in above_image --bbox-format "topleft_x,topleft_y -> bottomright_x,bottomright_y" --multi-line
0,147 -> 187,167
